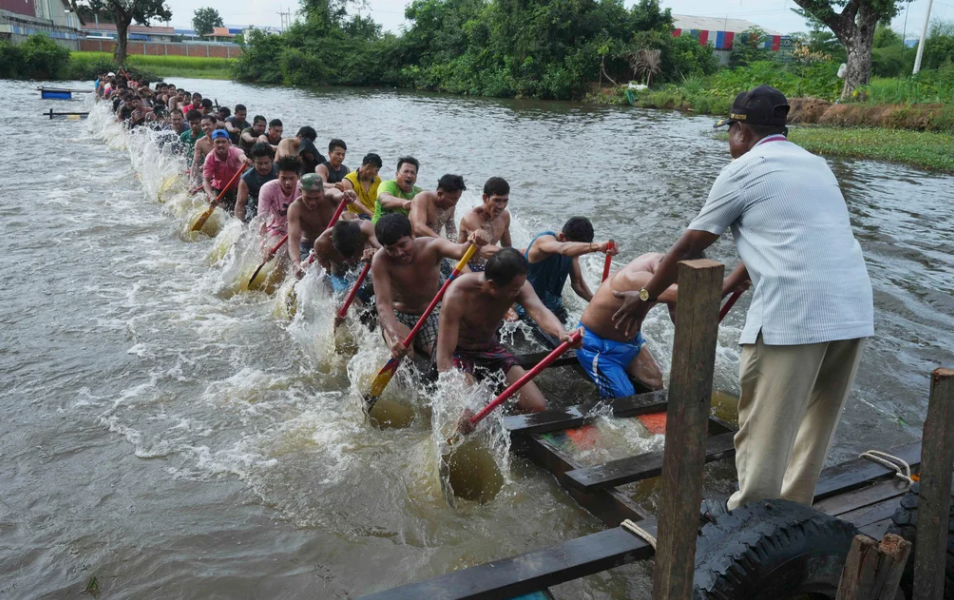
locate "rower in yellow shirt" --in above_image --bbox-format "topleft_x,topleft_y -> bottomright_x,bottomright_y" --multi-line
338,152 -> 382,219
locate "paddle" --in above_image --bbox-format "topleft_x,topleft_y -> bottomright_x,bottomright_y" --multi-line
364,243 -> 478,411
601,240 -> 616,282
247,234 -> 288,288
191,166 -> 243,233
333,261 -> 372,329
719,287 -> 745,321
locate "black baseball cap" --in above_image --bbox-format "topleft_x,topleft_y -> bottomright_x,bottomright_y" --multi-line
714,85 -> 790,128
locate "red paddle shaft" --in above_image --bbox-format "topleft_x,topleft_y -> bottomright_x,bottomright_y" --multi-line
304,196 -> 350,266
719,288 -> 745,322
468,329 -> 583,427
336,262 -> 372,318
601,240 -> 615,282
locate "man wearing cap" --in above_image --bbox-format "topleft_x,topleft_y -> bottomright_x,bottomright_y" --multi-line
285,173 -> 357,275
202,129 -> 250,213
611,85 -> 874,515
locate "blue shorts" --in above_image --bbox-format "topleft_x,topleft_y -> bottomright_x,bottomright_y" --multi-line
329,270 -> 373,304
576,323 -> 645,399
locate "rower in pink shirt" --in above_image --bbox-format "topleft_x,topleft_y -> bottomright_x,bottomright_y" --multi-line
202,129 -> 249,212
257,155 -> 302,255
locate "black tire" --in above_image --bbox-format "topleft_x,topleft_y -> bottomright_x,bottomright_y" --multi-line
693,499 -> 858,600
885,482 -> 954,599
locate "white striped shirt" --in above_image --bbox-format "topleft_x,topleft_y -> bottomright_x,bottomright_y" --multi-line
688,136 -> 874,346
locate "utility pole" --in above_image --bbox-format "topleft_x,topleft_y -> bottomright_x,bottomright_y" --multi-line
913,0 -> 934,74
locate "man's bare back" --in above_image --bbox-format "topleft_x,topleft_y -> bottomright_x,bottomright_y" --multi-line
276,138 -> 299,161
410,190 -> 457,239
581,253 -> 668,343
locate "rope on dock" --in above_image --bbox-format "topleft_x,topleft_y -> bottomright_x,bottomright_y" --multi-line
860,450 -> 915,487
621,518 -> 657,549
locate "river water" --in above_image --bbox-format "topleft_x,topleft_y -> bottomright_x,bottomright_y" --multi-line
2,78 -> 952,599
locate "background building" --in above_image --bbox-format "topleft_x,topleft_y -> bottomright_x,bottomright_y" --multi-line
672,14 -> 792,65
0,0 -> 83,48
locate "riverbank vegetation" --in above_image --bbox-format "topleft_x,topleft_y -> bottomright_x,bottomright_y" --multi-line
70,52 -> 235,80
234,0 -> 717,99
714,127 -> 954,172
628,21 -> 954,131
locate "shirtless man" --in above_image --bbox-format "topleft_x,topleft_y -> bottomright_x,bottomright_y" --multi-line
276,126 -> 314,158
458,176 -> 512,272
409,174 -> 463,239
577,253 -> 749,396
372,213 -> 488,358
316,139 -> 348,186
436,248 -> 580,416
312,219 -> 380,306
257,156 -> 302,263
286,173 -> 358,274
190,114 -> 218,184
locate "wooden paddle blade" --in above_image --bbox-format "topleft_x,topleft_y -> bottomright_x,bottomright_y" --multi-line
365,358 -> 401,408
247,261 -> 267,288
637,412 -> 667,435
191,207 -> 214,232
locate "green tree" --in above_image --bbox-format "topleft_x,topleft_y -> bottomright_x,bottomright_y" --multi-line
193,7 -> 224,37
76,0 -> 172,64
792,0 -> 912,99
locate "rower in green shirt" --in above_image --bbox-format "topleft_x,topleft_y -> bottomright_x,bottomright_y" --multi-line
178,109 -> 204,163
372,156 -> 422,224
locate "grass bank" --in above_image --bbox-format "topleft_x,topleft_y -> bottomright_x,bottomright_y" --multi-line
714,126 -> 954,173
70,52 -> 235,80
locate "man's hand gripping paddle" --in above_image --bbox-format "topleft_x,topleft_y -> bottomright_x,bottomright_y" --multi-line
191,167 -> 243,233
601,240 -> 615,282
363,243 -> 478,411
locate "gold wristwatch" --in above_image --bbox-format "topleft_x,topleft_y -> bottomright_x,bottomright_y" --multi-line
638,287 -> 653,302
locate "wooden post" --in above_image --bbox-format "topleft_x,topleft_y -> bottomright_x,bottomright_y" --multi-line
651,259 -> 723,600
913,368 -> 954,600
836,533 -> 912,600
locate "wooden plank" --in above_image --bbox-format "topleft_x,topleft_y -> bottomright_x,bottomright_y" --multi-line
836,534 -> 912,600
356,523 -> 657,600
564,431 -> 736,493
913,368 -> 954,600
652,259 -> 724,600
858,518 -> 893,542
514,434 -> 650,527
504,390 -> 669,436
813,479 -> 909,518
838,497 -> 907,530
813,441 -> 922,502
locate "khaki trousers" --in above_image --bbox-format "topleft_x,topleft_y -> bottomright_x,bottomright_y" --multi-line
726,334 -> 866,510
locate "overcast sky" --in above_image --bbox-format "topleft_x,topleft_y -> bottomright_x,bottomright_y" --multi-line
159,0 -> 952,40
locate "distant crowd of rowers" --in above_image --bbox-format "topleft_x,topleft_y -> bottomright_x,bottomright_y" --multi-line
93,71 -> 749,416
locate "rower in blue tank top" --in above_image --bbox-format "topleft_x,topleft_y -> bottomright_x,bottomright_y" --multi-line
515,217 -> 618,327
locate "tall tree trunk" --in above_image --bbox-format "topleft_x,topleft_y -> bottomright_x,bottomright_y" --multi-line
114,16 -> 132,65
834,7 -> 878,99
794,1 -> 885,100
